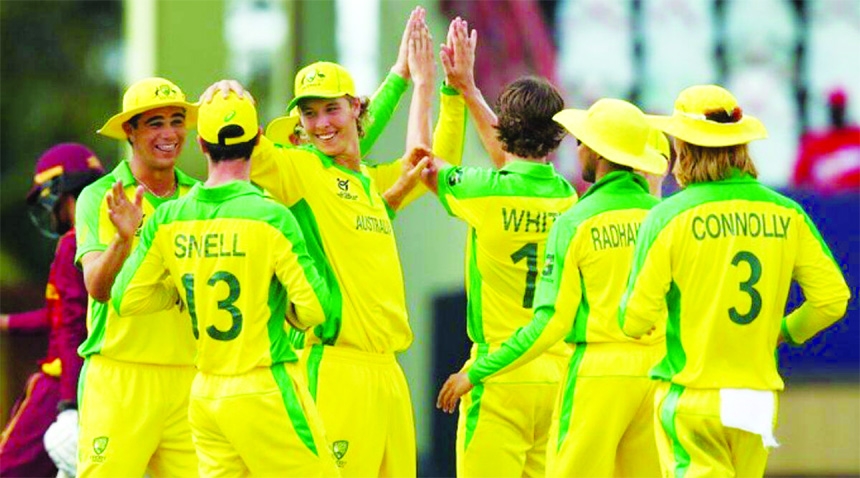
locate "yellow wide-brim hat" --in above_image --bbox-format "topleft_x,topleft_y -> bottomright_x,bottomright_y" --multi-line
286,61 -> 356,113
198,92 -> 258,146
648,85 -> 768,147
553,99 -> 668,175
98,77 -> 198,140
265,112 -> 301,145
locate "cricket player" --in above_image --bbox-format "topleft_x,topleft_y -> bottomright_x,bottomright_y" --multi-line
110,91 -> 340,477
437,99 -> 669,477
0,144 -> 104,478
620,85 -> 851,477
266,6 -> 418,150
427,74 -> 578,477
199,11 -> 458,476
74,77 -> 199,477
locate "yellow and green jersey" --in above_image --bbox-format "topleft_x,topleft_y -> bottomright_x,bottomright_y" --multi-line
436,160 -> 578,380
250,85 -> 465,354
75,160 -> 198,365
619,170 -> 851,390
110,181 -> 330,375
466,171 -> 659,384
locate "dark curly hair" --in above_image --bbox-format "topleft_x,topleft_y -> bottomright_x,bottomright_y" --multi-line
494,76 -> 566,159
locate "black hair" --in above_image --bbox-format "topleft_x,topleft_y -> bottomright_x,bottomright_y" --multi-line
202,125 -> 257,162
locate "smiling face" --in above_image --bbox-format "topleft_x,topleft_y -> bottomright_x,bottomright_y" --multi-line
298,96 -> 360,158
123,106 -> 187,172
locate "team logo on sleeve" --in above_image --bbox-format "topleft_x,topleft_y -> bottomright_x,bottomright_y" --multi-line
336,178 -> 358,200
332,440 -> 349,467
542,254 -> 555,278
448,168 -> 463,186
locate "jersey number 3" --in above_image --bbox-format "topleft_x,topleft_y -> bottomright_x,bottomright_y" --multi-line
182,271 -> 243,340
729,251 -> 762,325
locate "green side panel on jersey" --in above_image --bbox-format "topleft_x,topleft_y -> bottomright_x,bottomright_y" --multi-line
650,282 -> 685,381
289,199 -> 343,346
466,228 -> 485,343
570,274 -> 590,343
306,344 -> 324,401
267,276 -> 297,364
271,364 -> 318,456
463,343 -> 489,449
557,343 -> 586,451
659,383 -> 690,478
78,301 -> 108,358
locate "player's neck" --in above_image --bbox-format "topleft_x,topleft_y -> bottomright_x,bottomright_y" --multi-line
505,152 -> 549,165
334,148 -> 361,172
129,162 -> 176,197
205,159 -> 251,187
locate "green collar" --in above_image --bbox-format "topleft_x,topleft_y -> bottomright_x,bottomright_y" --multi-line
579,170 -> 649,201
191,180 -> 262,203
500,160 -> 557,179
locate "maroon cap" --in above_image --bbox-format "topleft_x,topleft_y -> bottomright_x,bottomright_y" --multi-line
27,143 -> 105,203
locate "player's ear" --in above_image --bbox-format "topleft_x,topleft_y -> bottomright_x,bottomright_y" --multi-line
197,136 -> 209,154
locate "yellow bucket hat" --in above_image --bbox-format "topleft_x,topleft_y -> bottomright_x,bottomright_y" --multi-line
286,62 -> 356,113
648,85 -> 768,147
648,128 -> 671,160
197,92 -> 258,146
553,99 -> 668,175
98,77 -> 198,140
265,111 -> 301,145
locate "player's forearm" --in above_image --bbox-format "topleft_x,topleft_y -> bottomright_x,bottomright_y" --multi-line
360,73 -> 409,156
82,237 -> 134,302
432,85 -> 466,166
405,81 -> 434,153
782,299 -> 849,345
461,84 -> 505,168
5,307 -> 50,334
619,305 -> 657,339
468,306 -> 570,385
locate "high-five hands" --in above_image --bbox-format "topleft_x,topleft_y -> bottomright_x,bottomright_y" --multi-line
440,17 -> 477,93
391,6 -> 426,80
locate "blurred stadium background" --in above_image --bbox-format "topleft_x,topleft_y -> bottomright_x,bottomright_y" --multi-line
1,0 -> 857,476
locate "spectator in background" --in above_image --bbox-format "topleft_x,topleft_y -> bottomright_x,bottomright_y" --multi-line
793,88 -> 860,192
0,144 -> 105,478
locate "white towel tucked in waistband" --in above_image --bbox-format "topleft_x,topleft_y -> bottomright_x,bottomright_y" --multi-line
719,388 -> 779,448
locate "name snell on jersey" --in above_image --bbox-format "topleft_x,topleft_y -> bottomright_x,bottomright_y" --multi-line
174,232 -> 246,259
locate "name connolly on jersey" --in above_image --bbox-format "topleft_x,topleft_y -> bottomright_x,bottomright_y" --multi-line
692,211 -> 791,241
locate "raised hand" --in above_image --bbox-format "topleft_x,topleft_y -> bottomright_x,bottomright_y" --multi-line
407,16 -> 436,88
106,181 -> 144,242
199,79 -> 255,105
440,17 -> 477,93
391,6 -> 425,80
436,372 -> 474,414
